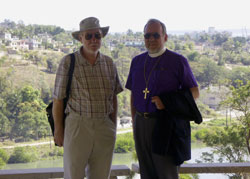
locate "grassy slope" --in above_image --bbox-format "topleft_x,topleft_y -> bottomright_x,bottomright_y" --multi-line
1,53 -> 56,90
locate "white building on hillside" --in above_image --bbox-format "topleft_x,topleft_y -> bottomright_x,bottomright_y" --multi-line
10,39 -> 29,50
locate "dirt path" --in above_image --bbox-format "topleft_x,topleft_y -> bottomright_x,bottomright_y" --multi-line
1,129 -> 133,149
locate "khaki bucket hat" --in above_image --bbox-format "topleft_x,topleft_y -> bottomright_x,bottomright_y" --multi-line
72,17 -> 109,41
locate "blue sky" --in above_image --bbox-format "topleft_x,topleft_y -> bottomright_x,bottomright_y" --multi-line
1,0 -> 250,33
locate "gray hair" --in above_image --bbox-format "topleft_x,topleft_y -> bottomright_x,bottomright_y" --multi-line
143,19 -> 167,35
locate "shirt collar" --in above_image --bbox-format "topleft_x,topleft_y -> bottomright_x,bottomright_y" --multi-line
148,47 -> 166,58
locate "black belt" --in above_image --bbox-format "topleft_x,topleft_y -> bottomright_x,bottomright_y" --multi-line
136,111 -> 159,119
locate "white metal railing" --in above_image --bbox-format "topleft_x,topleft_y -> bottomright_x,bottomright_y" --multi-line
0,165 -> 130,179
1,163 -> 250,179
132,163 -> 250,177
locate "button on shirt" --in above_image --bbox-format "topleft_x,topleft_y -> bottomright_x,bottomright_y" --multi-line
53,47 -> 123,118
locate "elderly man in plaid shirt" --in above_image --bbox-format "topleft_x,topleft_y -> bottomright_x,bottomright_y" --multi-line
52,17 -> 123,179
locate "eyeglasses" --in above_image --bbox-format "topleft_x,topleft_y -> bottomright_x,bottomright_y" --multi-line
144,33 -> 161,39
84,33 -> 102,40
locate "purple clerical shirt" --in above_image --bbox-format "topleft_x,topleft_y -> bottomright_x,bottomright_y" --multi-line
125,49 -> 198,113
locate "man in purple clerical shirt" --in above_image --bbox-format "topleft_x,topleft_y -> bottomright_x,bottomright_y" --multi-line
125,19 -> 199,179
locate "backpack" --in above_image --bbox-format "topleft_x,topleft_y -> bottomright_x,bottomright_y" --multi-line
46,53 -> 75,137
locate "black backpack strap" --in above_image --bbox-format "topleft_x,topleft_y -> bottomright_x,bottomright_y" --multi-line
64,53 -> 75,105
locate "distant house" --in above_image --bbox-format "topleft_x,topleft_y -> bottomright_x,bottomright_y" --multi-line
28,39 -> 40,50
12,36 -> 19,41
38,33 -> 53,43
65,41 -> 74,46
10,40 -> 29,51
124,41 -> 144,47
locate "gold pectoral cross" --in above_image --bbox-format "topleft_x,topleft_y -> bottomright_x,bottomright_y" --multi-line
143,87 -> 150,99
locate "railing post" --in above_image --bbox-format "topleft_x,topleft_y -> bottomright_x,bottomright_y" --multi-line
243,173 -> 250,179
110,176 -> 118,179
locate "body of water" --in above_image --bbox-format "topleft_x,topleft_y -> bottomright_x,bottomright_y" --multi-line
2,146 -> 230,179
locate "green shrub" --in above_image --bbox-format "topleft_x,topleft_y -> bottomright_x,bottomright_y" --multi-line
180,174 -> 199,179
0,149 -> 9,162
191,132 -> 196,143
194,128 -> 209,140
48,147 -> 64,157
0,158 -> 5,169
57,147 -> 64,156
179,174 -> 192,179
8,147 -> 37,164
115,133 -> 135,153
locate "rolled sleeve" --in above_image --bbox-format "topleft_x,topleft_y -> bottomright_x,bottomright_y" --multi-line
179,56 -> 198,89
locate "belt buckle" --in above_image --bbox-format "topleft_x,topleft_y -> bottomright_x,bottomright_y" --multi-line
143,112 -> 149,119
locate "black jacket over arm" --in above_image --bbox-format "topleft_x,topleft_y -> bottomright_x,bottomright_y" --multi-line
152,89 -> 202,165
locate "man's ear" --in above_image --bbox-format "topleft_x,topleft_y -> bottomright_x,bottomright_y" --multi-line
79,35 -> 82,41
79,33 -> 84,41
164,34 -> 168,42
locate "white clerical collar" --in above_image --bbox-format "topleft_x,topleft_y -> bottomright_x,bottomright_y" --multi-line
148,48 -> 166,58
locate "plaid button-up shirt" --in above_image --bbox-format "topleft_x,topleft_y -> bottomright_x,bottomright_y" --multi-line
53,47 -> 123,118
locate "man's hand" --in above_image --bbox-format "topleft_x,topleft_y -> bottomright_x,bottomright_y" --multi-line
54,126 -> 64,147
151,96 -> 165,110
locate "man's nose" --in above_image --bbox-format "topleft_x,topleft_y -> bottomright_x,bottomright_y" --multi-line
148,36 -> 156,41
91,37 -> 98,42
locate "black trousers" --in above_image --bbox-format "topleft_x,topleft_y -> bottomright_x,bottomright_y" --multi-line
133,113 -> 179,179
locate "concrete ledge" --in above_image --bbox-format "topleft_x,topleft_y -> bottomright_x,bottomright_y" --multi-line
0,165 -> 131,179
110,165 -> 131,176
0,167 -> 63,179
180,163 -> 250,174
132,162 -> 250,174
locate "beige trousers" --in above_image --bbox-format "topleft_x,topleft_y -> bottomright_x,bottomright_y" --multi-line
63,113 -> 116,179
